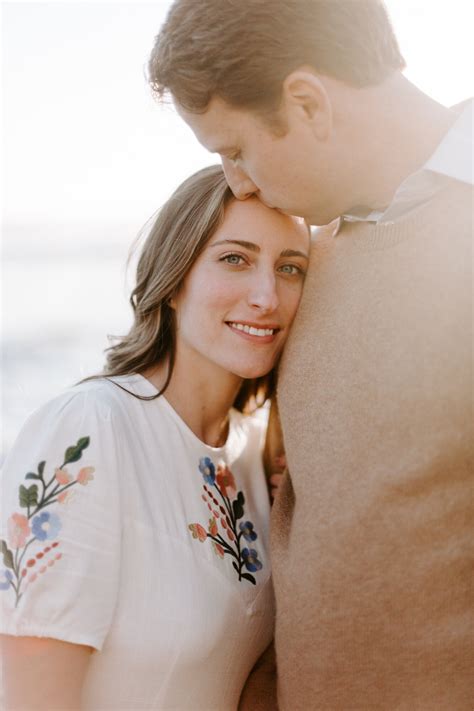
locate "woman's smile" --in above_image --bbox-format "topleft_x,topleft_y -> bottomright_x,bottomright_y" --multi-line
225,320 -> 281,344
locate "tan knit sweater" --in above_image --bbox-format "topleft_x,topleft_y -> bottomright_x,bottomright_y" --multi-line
272,180 -> 473,710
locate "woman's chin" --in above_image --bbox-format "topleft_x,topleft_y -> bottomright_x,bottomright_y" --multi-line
232,362 -> 277,380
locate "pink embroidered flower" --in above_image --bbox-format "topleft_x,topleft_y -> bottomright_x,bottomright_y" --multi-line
213,542 -> 225,558
8,513 -> 31,549
216,464 -> 237,499
55,468 -> 72,485
208,517 -> 218,537
76,466 -> 95,486
58,490 -> 75,505
188,523 -> 207,542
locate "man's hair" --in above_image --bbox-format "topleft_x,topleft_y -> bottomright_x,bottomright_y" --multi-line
148,0 -> 405,113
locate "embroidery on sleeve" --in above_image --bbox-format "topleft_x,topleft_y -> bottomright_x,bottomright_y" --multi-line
0,436 -> 95,608
188,457 -> 263,585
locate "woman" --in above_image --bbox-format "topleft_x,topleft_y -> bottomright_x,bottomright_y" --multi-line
0,165 -> 309,710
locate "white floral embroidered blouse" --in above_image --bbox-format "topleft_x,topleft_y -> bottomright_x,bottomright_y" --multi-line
0,375 -> 274,710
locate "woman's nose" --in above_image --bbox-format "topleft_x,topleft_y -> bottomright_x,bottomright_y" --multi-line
221,158 -> 258,200
247,272 -> 279,313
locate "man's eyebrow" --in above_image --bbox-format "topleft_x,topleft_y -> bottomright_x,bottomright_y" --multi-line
210,240 -> 309,259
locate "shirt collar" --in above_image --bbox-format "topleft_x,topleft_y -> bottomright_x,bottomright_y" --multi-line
424,98 -> 473,184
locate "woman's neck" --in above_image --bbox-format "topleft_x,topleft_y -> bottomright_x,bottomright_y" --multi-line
142,358 -> 243,448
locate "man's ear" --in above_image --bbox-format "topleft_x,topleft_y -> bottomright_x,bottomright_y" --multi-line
282,69 -> 332,140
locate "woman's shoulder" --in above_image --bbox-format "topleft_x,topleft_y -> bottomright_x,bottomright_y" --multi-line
22,374 -> 149,427
2,377 -> 142,475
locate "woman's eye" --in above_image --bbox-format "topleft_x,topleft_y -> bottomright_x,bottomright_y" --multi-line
278,264 -> 304,276
221,253 -> 245,266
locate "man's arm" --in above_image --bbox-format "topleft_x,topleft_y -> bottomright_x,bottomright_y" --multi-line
238,642 -> 278,711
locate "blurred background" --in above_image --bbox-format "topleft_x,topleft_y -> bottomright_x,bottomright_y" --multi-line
2,0 -> 473,457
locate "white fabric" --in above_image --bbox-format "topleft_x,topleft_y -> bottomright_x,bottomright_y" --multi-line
344,98 -> 474,224
0,374 -> 274,710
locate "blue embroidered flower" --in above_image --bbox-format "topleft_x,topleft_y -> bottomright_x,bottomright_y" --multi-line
190,456 -> 263,585
31,511 -> 62,541
242,547 -> 263,573
199,457 -> 216,485
0,569 -> 13,591
239,520 -> 258,542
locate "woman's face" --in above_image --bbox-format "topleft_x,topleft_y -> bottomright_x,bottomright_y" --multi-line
171,197 -> 310,381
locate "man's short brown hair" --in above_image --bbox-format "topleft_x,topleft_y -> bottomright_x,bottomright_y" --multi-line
148,0 -> 405,113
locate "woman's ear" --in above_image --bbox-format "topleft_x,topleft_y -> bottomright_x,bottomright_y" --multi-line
282,69 -> 333,141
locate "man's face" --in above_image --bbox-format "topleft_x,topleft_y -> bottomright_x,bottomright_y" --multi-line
176,97 -> 339,225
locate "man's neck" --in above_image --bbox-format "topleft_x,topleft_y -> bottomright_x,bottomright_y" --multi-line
336,74 -> 457,214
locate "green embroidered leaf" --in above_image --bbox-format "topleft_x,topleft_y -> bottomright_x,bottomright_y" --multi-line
232,498 -> 244,521
64,437 -> 90,464
38,461 -> 46,477
25,473 -> 40,480
241,572 -> 256,585
19,484 -> 39,508
232,561 -> 240,573
237,491 -> 245,506
1,540 -> 14,569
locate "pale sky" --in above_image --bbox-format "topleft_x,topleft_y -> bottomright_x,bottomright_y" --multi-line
2,0 -> 473,231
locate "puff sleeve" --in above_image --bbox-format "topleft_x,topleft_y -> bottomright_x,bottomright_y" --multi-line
0,386 -> 122,651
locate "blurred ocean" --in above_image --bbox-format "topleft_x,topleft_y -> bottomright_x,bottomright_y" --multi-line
1,221 -> 138,460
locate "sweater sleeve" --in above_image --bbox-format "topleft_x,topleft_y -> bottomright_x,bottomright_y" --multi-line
0,386 -> 122,651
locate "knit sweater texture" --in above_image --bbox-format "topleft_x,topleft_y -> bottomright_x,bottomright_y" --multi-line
272,179 -> 473,710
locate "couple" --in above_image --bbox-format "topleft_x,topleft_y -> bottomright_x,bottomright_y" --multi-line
1,1 -> 472,709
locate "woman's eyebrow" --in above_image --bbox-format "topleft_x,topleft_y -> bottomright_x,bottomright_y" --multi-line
210,240 -> 309,259
280,249 -> 309,260
211,239 -> 260,252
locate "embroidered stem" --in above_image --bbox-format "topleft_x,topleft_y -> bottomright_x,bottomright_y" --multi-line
31,480 -> 77,518
206,534 -> 239,560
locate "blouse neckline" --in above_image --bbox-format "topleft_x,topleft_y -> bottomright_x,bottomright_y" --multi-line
106,373 -> 242,456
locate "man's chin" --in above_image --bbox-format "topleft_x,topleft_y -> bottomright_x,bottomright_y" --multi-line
304,209 -> 342,227
275,204 -> 317,222
258,197 -> 276,210
260,199 -> 336,226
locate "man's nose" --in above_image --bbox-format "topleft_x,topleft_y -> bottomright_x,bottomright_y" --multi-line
248,272 -> 279,313
221,157 -> 258,200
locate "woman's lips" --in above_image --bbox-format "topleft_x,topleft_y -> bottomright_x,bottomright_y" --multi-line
226,321 -> 280,343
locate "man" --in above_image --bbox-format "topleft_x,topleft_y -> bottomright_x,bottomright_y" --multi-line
148,1 -> 473,708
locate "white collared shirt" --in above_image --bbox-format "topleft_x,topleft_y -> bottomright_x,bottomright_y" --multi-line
344,99 -> 473,224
